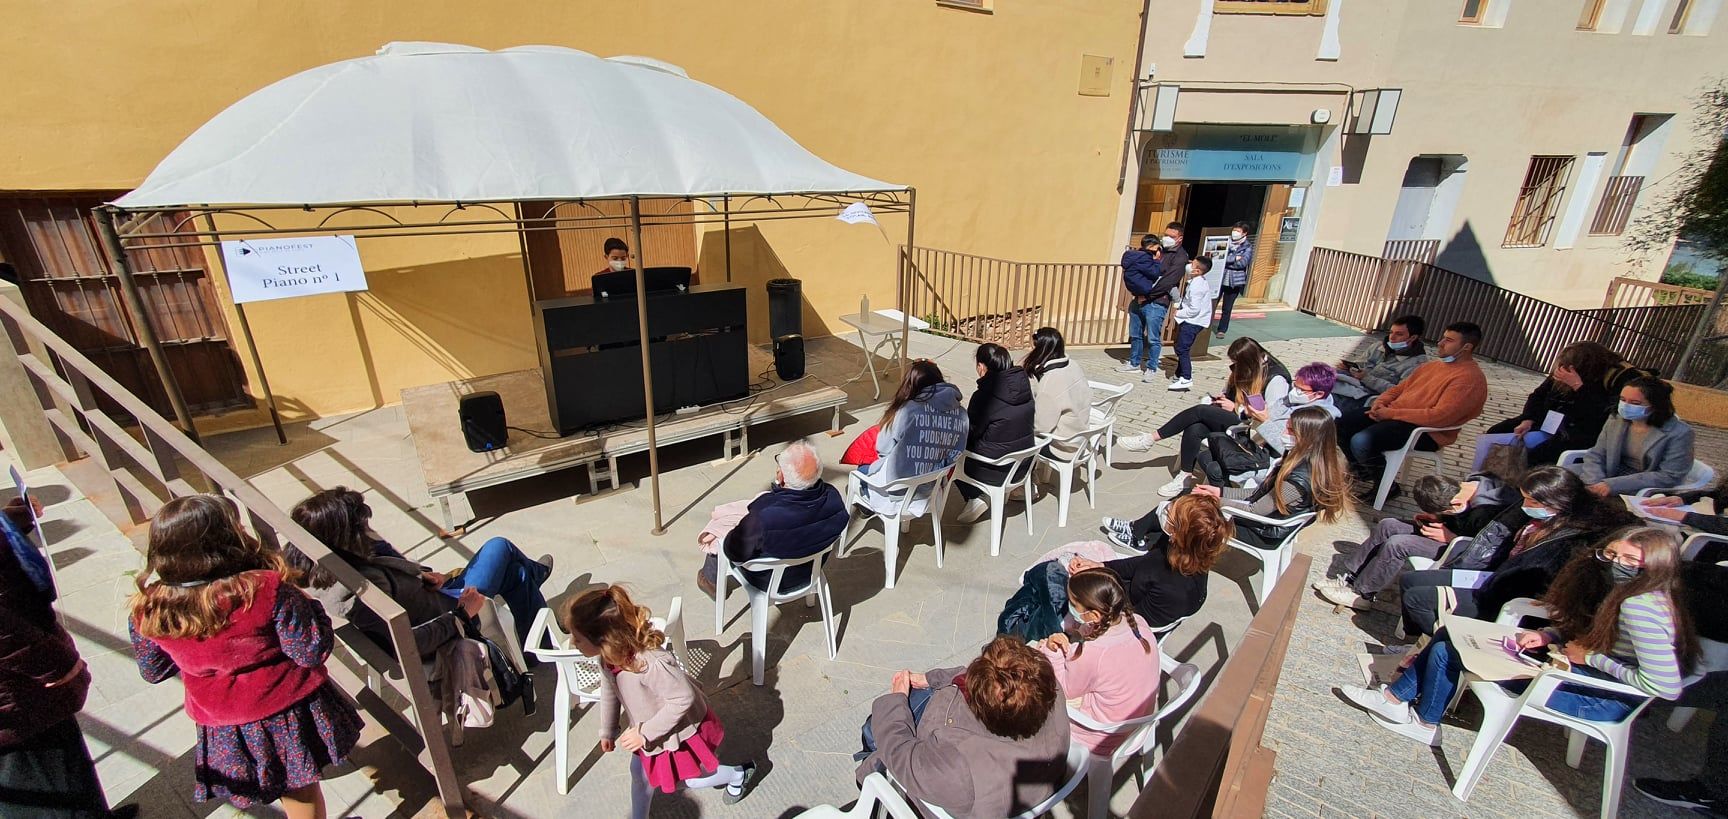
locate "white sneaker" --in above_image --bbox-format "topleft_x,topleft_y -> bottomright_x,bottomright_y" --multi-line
1141,369 -> 1162,383
1311,577 -> 1351,593
955,497 -> 989,524
1118,433 -> 1155,452
1116,362 -> 1141,373
1339,685 -> 1413,725
1157,474 -> 1190,497
1166,377 -> 1192,391
1317,583 -> 1373,611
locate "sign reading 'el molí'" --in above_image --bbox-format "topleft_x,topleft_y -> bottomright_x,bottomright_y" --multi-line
219,236 -> 368,304
1143,125 -> 1320,182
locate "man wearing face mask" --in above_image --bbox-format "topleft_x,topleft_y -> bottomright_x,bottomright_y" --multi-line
600,236 -> 631,275
1214,221 -> 1253,336
1331,315 -> 1429,414
1335,322 -> 1488,503
1117,223 -> 1189,383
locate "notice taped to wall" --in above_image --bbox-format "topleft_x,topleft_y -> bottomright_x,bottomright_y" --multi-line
220,236 -> 368,304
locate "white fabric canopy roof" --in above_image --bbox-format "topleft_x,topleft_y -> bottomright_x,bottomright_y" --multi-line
114,42 -> 903,209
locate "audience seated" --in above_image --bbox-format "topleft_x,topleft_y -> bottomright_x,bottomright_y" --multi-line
1340,527 -> 1694,748
1564,376 -> 1697,496
1336,321 -> 1489,503
1396,466 -> 1634,637
1190,362 -> 1340,489
855,636 -> 1071,818
1024,326 -> 1091,460
697,440 -> 848,596
1315,470 -> 1518,609
1118,337 -> 1291,498
955,343 -> 1036,524
1475,342 -> 1646,470
1332,314 -> 1430,414
850,360 -> 969,517
1034,570 -> 1160,755
1083,494 -> 1232,629
1189,406 -> 1352,550
286,486 -> 551,656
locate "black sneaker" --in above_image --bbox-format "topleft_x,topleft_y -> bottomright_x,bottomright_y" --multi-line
1633,777 -> 1722,815
723,761 -> 759,805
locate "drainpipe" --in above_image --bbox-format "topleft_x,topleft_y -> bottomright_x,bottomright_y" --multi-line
1116,0 -> 1154,194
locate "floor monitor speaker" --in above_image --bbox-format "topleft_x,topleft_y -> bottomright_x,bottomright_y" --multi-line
774,334 -> 805,381
459,391 -> 508,452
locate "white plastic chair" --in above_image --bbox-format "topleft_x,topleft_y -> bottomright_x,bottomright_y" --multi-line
1069,654 -> 1203,819
845,465 -> 955,590
1150,615 -> 1189,638
1557,449 -> 1716,498
1452,665 -> 1657,818
1219,507 -> 1317,608
525,597 -> 688,794
953,444 -> 1041,557
1682,532 -> 1728,560
1372,424 -> 1463,510
1088,380 -> 1134,464
713,538 -> 841,686
792,772 -> 919,819
1406,535 -> 1471,573
1034,420 -> 1112,528
885,742 -> 1092,819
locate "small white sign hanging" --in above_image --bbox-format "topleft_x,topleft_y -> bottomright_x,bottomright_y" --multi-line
219,236 -> 368,304
836,202 -> 880,226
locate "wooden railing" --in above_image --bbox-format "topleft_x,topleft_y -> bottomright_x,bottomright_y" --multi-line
0,295 -> 465,817
1298,247 -> 1687,377
1603,275 -> 1712,309
901,246 -> 1127,348
1131,554 -> 1311,818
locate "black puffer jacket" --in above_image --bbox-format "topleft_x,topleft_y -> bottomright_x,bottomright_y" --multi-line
967,366 -> 1036,461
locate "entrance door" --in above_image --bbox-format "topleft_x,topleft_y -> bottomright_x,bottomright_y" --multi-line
0,195 -> 249,416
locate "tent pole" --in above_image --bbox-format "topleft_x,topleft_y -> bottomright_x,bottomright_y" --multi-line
629,196 -> 665,535
898,188 -> 916,366
723,194 -> 733,283
95,206 -> 200,443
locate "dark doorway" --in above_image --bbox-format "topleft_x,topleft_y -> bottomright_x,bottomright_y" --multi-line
1181,184 -> 1268,256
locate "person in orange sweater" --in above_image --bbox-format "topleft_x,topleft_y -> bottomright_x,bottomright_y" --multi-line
1335,322 -> 1488,502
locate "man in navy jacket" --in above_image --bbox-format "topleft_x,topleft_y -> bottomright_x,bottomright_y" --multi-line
1120,224 -> 1188,382
700,440 -> 849,594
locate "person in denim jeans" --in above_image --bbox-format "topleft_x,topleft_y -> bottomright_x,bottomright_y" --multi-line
1337,526 -> 1695,748
1118,223 -> 1187,383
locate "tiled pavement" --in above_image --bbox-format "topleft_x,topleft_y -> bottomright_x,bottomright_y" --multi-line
54,307 -> 1724,818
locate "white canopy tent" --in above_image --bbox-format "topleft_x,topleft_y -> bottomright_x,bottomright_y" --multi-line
102,40 -> 914,525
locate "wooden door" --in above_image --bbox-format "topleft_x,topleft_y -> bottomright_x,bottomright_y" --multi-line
1244,185 -> 1292,303
0,195 -> 249,416
1132,182 -> 1188,239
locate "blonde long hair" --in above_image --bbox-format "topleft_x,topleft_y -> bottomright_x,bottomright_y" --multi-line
1272,407 -> 1353,522
561,584 -> 666,672
130,495 -> 289,640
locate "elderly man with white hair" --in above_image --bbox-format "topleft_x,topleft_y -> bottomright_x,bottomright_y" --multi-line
697,439 -> 850,596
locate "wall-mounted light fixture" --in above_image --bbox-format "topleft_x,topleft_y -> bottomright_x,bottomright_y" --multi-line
1150,84 -> 1180,132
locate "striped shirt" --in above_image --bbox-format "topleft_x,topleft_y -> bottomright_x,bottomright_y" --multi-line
1584,590 -> 1686,700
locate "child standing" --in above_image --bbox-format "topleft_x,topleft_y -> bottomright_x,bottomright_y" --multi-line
563,585 -> 757,817
1037,569 -> 1161,754
1169,256 -> 1213,392
130,496 -> 362,819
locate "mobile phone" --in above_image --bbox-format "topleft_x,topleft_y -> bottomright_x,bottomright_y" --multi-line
1247,395 -> 1267,412
1518,645 -> 1551,665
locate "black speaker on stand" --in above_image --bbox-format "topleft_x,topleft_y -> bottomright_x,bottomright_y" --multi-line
766,278 -> 804,380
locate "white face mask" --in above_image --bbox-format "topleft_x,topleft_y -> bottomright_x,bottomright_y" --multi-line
608,259 -> 629,272
1230,230 -> 1245,241
1160,235 -> 1178,249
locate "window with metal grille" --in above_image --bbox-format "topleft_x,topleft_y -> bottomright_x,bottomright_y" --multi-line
1589,175 -> 1644,235
1503,156 -> 1575,248
1215,0 -> 1329,15
1578,0 -> 1607,29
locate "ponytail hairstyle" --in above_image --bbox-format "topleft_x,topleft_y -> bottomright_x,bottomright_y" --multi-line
561,584 -> 666,672
1066,568 -> 1151,657
1022,327 -> 1067,378
131,494 -> 291,640
976,342 -> 1013,376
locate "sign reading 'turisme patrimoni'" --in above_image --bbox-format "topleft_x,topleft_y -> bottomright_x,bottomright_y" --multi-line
219,236 -> 368,304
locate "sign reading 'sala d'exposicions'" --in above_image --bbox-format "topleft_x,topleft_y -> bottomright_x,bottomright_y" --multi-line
219,236 -> 368,304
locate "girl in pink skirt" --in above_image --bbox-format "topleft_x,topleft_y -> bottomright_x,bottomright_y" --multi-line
562,585 -> 756,817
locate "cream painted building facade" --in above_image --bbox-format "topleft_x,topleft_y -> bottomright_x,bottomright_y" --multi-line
1113,0 -> 1728,310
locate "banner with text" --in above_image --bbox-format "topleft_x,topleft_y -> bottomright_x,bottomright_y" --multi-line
220,236 -> 368,304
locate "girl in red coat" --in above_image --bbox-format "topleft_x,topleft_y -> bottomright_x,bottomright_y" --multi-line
129,496 -> 362,818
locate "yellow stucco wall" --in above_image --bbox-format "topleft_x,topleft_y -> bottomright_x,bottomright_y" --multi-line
0,0 -> 1142,425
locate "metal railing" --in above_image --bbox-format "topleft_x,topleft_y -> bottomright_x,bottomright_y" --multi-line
1382,238 -> 1440,265
0,295 -> 465,816
1131,554 -> 1311,818
1298,247 -> 1687,376
1589,175 -> 1644,236
900,246 -> 1127,348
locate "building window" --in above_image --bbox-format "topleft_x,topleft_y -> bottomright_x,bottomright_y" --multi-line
1503,155 -> 1575,248
1578,0 -> 1608,28
1589,175 -> 1644,235
935,0 -> 992,11
1670,0 -> 1694,31
1215,0 -> 1329,15
1460,0 -> 1490,23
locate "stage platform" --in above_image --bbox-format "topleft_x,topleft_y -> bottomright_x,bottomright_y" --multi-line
402,340 -> 855,530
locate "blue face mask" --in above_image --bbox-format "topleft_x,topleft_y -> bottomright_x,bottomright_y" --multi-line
1439,354 -> 1458,364
1522,505 -> 1556,520
1386,340 -> 1410,351
1605,562 -> 1641,585
1618,401 -> 1650,422
1068,604 -> 1090,626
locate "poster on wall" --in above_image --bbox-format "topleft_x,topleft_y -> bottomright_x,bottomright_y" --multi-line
1199,230 -> 1231,292
219,236 -> 368,304
1279,217 -> 1302,242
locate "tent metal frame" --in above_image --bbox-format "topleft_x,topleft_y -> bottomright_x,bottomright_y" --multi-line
98,187 -> 916,535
